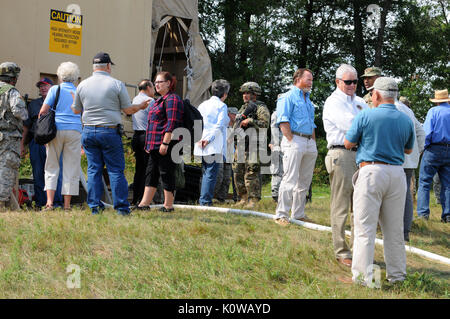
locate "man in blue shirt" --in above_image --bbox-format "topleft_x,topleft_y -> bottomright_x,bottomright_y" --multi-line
274,68 -> 317,226
344,77 -> 415,286
416,89 -> 450,223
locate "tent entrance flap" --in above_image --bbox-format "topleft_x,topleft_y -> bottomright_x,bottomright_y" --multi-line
153,16 -> 192,99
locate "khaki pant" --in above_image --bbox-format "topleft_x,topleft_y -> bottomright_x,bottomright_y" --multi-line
325,149 -> 356,259
352,164 -> 407,284
276,135 -> 317,220
45,130 -> 81,195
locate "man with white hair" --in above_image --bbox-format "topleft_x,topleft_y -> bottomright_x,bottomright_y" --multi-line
72,52 -> 149,215
344,77 -> 415,286
322,64 -> 368,267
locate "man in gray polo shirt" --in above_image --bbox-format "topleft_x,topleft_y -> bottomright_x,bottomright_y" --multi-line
72,52 -> 149,215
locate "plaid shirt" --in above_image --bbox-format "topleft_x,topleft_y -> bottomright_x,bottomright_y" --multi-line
145,92 -> 184,151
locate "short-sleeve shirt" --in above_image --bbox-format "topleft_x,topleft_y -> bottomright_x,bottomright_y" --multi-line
276,86 -> 316,135
345,103 -> 415,165
44,82 -> 81,133
132,92 -> 153,131
73,71 -> 132,126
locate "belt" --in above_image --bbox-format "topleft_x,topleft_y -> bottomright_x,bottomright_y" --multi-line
84,124 -> 117,129
359,161 -> 391,168
330,145 -> 357,152
292,131 -> 312,139
431,142 -> 450,146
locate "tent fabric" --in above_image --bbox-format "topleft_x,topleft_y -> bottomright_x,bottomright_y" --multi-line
151,0 -> 212,107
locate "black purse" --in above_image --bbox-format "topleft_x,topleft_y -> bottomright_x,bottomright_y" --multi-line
35,85 -> 60,145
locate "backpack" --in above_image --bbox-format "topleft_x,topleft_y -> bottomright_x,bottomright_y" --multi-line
182,99 -> 203,150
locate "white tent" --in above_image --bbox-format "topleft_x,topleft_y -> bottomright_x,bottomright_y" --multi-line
150,0 -> 212,106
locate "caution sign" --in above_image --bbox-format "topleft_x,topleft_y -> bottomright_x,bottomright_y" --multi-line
49,9 -> 83,56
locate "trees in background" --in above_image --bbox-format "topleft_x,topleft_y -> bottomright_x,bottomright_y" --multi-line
199,0 -> 449,127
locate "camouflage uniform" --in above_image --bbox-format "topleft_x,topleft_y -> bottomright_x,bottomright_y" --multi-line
270,111 -> 283,201
361,67 -> 382,109
0,62 -> 28,207
233,82 -> 270,204
363,91 -> 373,108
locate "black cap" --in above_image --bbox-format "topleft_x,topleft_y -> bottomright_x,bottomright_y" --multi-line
93,52 -> 115,65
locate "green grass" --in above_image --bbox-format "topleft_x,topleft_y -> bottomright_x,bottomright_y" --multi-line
0,182 -> 448,298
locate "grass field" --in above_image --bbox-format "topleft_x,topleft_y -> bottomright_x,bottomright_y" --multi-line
0,182 -> 448,298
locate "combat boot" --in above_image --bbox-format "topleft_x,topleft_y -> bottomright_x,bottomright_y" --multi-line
234,194 -> 248,207
245,198 -> 259,209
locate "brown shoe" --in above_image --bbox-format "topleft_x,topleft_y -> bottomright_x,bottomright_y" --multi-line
275,218 -> 289,226
337,258 -> 352,267
245,198 -> 259,209
295,215 -> 314,223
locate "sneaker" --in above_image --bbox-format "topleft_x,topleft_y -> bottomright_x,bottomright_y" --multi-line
417,214 -> 429,221
91,207 -> 104,215
275,217 -> 289,226
441,215 -> 450,223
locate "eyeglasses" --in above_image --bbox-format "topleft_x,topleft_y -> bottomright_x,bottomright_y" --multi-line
340,79 -> 358,85
154,80 -> 168,84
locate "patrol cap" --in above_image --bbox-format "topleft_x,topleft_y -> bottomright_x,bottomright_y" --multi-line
227,107 -> 239,114
36,77 -> 54,88
369,77 -> 398,92
361,67 -> 382,78
93,52 -> 115,65
0,62 -> 21,78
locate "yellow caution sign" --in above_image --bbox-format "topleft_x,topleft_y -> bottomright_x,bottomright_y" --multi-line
49,9 -> 83,56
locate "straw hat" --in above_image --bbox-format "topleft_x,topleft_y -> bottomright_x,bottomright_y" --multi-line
429,89 -> 450,103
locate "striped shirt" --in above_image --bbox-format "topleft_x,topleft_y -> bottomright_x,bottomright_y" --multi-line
145,92 -> 184,151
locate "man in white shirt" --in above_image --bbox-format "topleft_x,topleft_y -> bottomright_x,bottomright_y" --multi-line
131,79 -> 154,205
322,64 -> 368,267
194,79 -> 230,206
395,98 -> 425,241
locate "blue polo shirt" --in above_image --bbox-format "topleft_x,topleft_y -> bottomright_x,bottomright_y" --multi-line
276,86 -> 316,135
345,103 -> 415,165
423,102 -> 450,147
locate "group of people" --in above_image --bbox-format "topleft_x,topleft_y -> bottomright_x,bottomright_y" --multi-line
1,54 -> 448,287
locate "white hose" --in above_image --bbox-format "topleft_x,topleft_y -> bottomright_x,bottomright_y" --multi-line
148,204 -> 450,266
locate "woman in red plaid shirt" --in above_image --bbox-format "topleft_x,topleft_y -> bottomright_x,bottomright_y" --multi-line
136,71 -> 184,212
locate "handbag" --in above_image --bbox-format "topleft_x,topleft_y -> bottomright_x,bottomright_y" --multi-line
35,85 -> 60,145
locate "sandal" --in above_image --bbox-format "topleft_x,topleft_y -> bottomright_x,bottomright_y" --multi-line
159,207 -> 174,212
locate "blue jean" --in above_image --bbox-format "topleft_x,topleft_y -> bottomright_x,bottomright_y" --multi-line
29,138 -> 63,207
82,126 -> 130,214
416,144 -> 450,219
199,154 -> 221,206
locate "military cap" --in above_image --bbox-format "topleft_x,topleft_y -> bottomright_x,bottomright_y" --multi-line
239,82 -> 262,95
0,62 -> 21,78
361,67 -> 382,78
227,107 -> 239,114
369,77 -> 398,92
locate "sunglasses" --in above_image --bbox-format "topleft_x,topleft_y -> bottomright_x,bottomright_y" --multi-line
341,79 -> 358,85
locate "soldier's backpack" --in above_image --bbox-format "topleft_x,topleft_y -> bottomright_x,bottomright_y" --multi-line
0,83 -> 14,97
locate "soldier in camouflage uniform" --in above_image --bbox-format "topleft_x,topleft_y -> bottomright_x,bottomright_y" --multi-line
361,67 -> 382,108
0,62 -> 28,210
232,82 -> 270,208
269,111 -> 283,202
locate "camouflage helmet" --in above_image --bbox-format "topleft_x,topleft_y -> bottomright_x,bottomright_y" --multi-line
0,62 -> 21,78
239,82 -> 262,96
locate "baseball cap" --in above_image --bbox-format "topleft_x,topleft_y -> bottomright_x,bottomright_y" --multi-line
36,77 -> 54,88
93,52 -> 115,65
368,77 -> 398,92
361,67 -> 382,78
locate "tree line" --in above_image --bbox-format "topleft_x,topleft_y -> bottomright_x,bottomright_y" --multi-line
198,0 -> 449,138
